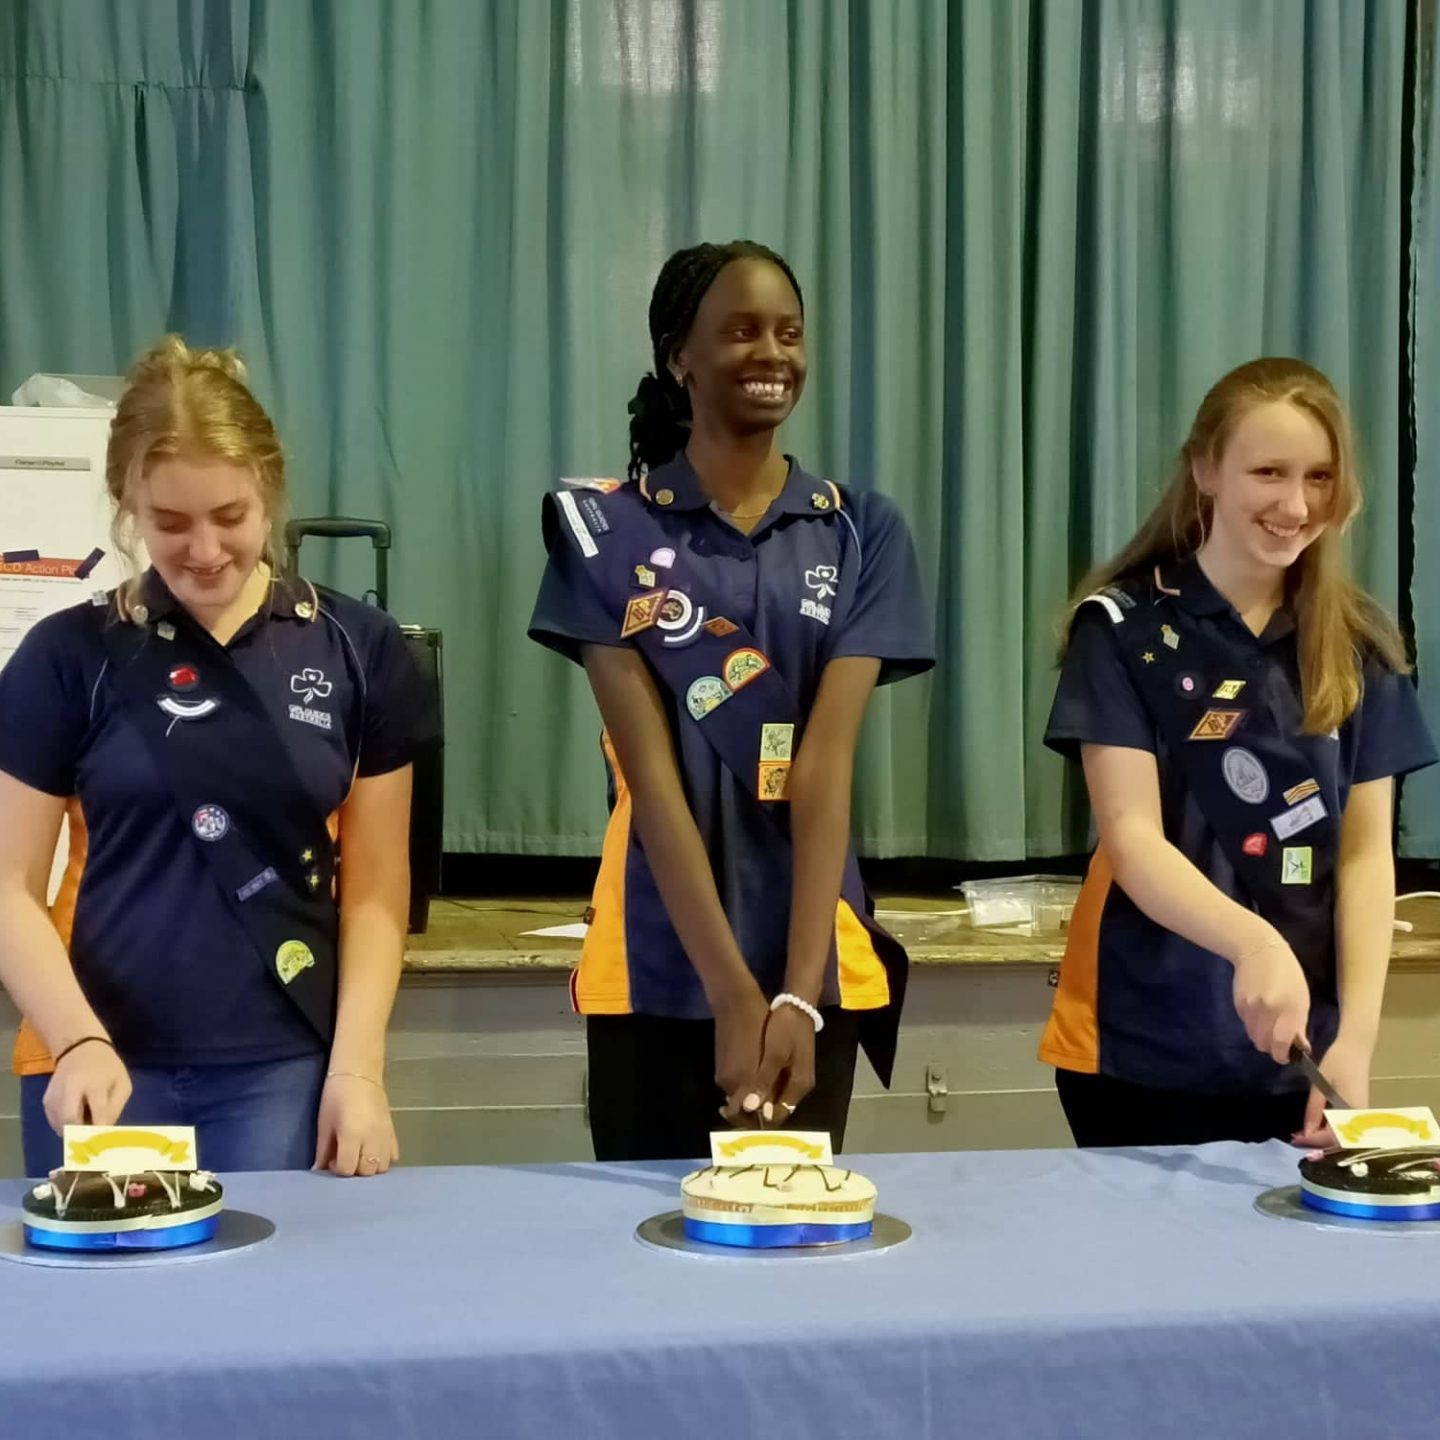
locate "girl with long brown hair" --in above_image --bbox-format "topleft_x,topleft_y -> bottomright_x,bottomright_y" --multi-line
1041,357 -> 1435,1146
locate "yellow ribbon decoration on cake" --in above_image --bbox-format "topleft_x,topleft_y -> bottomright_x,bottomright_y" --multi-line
1335,1113 -> 1433,1146
714,1134 -> 827,1161
66,1130 -> 193,1167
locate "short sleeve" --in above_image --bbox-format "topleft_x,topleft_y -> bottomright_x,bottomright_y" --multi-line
826,492 -> 935,685
0,609 -> 94,796
1348,665 -> 1438,785
356,617 -> 443,777
527,494 -> 626,664
1044,606 -> 1156,760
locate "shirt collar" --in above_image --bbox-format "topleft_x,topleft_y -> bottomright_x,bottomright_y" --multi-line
639,451 -> 841,522
1158,556 -> 1296,643
135,567 -> 312,625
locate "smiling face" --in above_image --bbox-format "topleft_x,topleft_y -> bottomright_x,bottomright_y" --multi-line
1195,400 -> 1338,575
671,258 -> 807,439
131,454 -> 270,614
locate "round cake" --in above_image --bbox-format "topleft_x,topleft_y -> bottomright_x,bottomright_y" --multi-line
680,1164 -> 876,1248
1298,1147 -> 1440,1222
22,1169 -> 224,1251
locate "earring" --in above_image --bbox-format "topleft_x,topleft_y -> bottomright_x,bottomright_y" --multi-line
670,367 -> 687,387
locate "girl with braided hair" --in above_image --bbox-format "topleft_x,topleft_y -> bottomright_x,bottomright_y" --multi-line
531,241 -> 933,1160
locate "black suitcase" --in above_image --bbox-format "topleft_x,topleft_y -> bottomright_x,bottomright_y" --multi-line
284,517 -> 444,934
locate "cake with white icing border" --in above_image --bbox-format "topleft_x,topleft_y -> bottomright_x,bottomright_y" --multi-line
681,1163 -> 876,1248
1298,1146 -> 1440,1221
22,1169 -> 223,1251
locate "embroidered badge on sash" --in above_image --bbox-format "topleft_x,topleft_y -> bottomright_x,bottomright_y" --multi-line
656,590 -> 707,645
1282,777 -> 1320,806
621,592 -> 665,638
1173,671 -> 1203,697
275,940 -> 316,985
168,665 -> 200,692
686,677 -> 731,719
634,565 -> 656,588
650,547 -> 676,568
1281,847 -> 1313,885
1142,651 -> 1156,664
704,617 -> 739,638
760,723 -> 795,761
1271,795 -> 1327,841
1213,679 -> 1246,700
1221,747 -> 1269,804
724,648 -> 770,691
1160,624 -> 1180,650
1188,709 -> 1244,741
758,761 -> 792,800
1242,832 -> 1268,857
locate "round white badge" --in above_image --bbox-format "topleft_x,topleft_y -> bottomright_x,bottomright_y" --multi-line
192,805 -> 230,842
655,591 -> 694,632
1221,747 -> 1269,805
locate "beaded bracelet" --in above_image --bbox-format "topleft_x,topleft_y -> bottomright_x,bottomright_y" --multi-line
770,992 -> 824,1033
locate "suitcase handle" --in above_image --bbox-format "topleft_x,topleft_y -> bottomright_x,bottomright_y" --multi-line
285,517 -> 390,610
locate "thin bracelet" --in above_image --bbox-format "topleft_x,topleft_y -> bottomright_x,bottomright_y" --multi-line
770,993 -> 824,1033
1233,933 -> 1288,966
326,1070 -> 387,1091
53,1036 -> 115,1066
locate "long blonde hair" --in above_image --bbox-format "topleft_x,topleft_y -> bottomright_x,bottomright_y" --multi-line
106,335 -> 286,618
1067,356 -> 1407,733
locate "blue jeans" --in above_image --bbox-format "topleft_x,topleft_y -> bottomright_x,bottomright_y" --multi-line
21,1052 -> 327,1178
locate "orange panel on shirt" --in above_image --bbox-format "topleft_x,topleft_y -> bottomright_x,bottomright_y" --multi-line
13,799 -> 88,1077
835,897 -> 890,1010
1036,847 -> 1110,1074
572,732 -> 632,1014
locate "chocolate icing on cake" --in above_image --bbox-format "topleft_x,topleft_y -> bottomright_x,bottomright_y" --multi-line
1299,1147 -> 1440,1197
1298,1146 -> 1440,1221
23,1169 -> 222,1224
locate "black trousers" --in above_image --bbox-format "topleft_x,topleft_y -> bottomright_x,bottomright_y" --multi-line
586,1009 -> 861,1162
1055,1068 -> 1310,1148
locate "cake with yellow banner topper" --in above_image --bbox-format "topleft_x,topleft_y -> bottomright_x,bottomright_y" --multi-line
680,1131 -> 876,1248
1299,1107 -> 1440,1222
21,1125 -> 222,1252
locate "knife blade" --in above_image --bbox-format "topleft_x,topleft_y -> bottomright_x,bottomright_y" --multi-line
1289,1041 -> 1355,1112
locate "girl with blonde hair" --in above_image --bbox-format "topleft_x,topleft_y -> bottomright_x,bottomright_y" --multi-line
0,337 -> 437,1176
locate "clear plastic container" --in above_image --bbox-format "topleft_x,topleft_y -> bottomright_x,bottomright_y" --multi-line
958,875 -> 1081,935
872,906 -> 969,947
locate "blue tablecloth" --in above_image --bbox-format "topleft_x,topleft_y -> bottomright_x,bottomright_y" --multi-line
3,1143 -> 1437,1439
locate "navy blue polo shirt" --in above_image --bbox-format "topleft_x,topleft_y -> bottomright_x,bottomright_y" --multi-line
1040,558 -> 1437,1094
0,571 -> 438,1068
528,452 -> 934,1017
